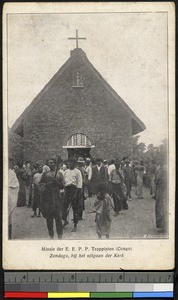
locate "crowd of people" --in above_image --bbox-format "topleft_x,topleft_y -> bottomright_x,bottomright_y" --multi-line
8,155 -> 168,239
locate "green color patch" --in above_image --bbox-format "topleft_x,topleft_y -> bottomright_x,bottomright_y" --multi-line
91,292 -> 133,298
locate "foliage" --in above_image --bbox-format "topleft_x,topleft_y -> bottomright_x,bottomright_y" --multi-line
132,135 -> 168,165
132,135 -> 147,160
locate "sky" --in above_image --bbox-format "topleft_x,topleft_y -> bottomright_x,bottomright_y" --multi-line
7,12 -> 168,146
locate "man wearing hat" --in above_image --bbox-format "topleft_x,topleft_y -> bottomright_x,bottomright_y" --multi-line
123,158 -> 133,200
8,155 -> 19,239
63,158 -> 83,232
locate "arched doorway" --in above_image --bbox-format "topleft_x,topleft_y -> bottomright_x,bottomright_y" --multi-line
63,133 -> 95,159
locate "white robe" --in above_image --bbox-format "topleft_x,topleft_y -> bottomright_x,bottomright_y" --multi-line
8,169 -> 19,225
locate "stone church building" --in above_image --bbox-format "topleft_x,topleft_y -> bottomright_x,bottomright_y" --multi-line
11,45 -> 146,163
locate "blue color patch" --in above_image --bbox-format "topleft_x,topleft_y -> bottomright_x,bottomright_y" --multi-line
133,291 -> 173,298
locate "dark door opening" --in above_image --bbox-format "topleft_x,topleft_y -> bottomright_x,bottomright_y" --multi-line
67,148 -> 91,160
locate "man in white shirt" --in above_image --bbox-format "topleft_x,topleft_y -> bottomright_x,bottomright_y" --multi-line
108,159 -> 116,176
8,157 -> 19,239
63,158 -> 82,232
107,159 -> 116,195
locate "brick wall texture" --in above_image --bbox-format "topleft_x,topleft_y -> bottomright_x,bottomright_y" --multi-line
20,49 -> 134,163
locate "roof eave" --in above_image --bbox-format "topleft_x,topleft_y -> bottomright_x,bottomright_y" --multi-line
132,118 -> 146,136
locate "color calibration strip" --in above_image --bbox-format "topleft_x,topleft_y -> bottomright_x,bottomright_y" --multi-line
4,291 -> 173,298
4,272 -> 174,298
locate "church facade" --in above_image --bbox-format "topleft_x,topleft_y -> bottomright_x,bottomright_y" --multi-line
11,47 -> 146,163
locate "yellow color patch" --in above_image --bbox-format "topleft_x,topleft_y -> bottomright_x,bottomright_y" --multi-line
48,292 -> 90,298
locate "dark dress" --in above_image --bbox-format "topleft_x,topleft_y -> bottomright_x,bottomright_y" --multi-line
16,168 -> 27,207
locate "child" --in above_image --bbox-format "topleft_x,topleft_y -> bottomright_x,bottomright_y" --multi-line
31,166 -> 43,217
94,183 -> 113,239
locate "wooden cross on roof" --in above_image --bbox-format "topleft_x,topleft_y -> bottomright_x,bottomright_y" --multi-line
68,29 -> 86,49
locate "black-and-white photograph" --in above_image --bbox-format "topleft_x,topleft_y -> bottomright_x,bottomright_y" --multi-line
6,5 -> 173,244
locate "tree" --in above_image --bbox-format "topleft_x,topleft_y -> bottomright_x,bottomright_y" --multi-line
157,139 -> 168,164
132,136 -> 168,165
132,135 -> 146,160
145,144 -> 158,161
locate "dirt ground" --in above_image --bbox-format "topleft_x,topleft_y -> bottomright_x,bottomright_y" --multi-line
12,186 -> 166,240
